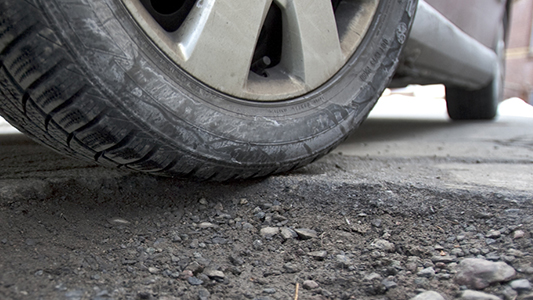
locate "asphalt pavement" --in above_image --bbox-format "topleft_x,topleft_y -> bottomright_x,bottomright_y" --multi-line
0,90 -> 532,195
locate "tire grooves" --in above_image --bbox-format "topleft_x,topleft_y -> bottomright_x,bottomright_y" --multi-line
44,85 -> 89,130
125,146 -> 161,169
97,131 -> 136,162
24,59 -> 68,93
21,91 -> 30,114
66,109 -> 109,147
0,23 -> 39,57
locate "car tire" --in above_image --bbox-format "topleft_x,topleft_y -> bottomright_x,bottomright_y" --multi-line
0,0 -> 416,180
445,17 -> 506,120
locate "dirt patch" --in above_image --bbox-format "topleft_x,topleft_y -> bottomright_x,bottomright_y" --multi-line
0,169 -> 532,300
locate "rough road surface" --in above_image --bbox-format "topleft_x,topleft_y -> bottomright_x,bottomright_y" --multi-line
0,97 -> 532,300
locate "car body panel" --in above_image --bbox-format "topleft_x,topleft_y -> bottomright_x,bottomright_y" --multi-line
425,0 -> 507,50
391,0 -> 509,89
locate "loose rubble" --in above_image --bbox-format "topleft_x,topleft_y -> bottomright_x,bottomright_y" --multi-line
0,175 -> 532,299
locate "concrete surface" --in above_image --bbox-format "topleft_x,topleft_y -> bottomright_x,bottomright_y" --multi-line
1,91 -> 532,195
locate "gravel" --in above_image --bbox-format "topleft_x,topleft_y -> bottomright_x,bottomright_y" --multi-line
0,173 -> 532,299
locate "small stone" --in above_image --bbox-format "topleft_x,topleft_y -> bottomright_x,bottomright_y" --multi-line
335,255 -> 353,268
513,230 -> 525,239
486,230 -> 501,238
510,279 -> 532,292
229,255 -> 244,266
148,267 -> 160,274
434,244 -> 445,251
410,291 -> 446,300
308,251 -> 328,260
303,280 -> 319,290
283,263 -> 301,273
198,222 -> 216,229
451,248 -> 465,257
198,288 -> 210,300
382,278 -> 397,289
180,270 -> 194,280
204,269 -> 225,279
470,248 -> 481,255
260,227 -> 279,238
263,288 -> 277,294
108,218 -> 130,225
371,219 -> 382,227
432,255 -> 457,263
363,272 -> 382,281
294,228 -> 317,240
455,258 -> 516,290
459,290 -> 502,300
485,253 -> 500,261
242,223 -> 254,231
253,240 -> 264,251
186,261 -> 204,274
199,198 -> 208,205
190,239 -> 199,249
187,276 -> 204,286
502,285 -> 518,300
371,239 -> 395,252
280,228 -> 298,240
507,249 -> 524,257
417,267 -> 435,278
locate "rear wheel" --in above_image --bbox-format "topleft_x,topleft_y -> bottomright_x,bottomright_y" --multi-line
445,18 -> 506,120
0,0 -> 416,180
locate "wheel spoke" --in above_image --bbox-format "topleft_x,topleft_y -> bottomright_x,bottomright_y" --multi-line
274,0 -> 344,87
175,0 -> 272,93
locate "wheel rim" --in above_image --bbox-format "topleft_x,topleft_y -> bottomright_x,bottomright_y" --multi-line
122,0 -> 379,101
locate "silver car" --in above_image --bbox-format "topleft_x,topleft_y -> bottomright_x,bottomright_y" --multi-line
0,0 -> 509,180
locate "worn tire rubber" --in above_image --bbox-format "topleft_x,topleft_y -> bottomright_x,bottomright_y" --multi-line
0,0 -> 416,180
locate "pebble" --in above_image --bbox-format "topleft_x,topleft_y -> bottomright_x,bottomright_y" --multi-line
242,223 -> 255,231
303,280 -> 319,290
335,255 -> 353,268
198,288 -> 210,300
371,239 -> 395,252
294,228 -> 317,240
199,198 -> 208,205
410,291 -> 446,300
263,288 -> 276,294
417,267 -> 435,278
432,255 -> 457,263
203,269 -> 225,280
260,227 -> 279,238
363,272 -> 382,281
108,218 -> 130,225
198,222 -> 216,229
486,230 -> 501,238
513,230 -> 525,239
459,290 -> 502,300
229,255 -> 245,266
381,278 -> 397,289
186,261 -> 204,274
510,279 -> 532,292
306,250 -> 327,261
187,277 -> 204,286
507,249 -> 524,257
253,240 -> 264,251
280,227 -> 298,240
455,258 -> 516,290
148,267 -> 159,274
283,263 -> 301,273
